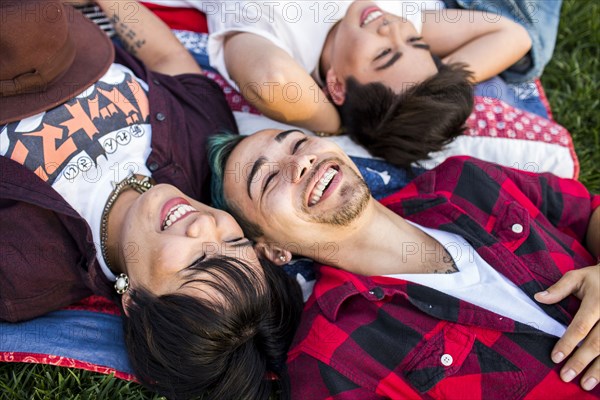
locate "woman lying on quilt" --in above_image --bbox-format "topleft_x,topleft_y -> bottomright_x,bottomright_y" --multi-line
0,1 -> 302,400
205,0 -> 562,168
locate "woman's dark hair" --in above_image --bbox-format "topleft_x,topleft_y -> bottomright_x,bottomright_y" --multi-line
122,255 -> 303,400
339,63 -> 474,169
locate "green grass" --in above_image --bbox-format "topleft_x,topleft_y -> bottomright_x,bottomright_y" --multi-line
0,367 -> 164,400
541,0 -> 600,192
1,0 -> 599,398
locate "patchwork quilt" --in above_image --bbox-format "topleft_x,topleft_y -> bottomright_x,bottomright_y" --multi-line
0,24 -> 579,387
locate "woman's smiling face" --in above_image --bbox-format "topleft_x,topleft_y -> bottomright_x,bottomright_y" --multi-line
119,184 -> 261,298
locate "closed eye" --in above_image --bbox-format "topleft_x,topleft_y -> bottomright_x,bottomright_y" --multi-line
186,254 -> 207,269
409,36 -> 430,50
374,48 -> 392,61
260,132 -> 306,199
226,237 -> 254,248
412,43 -> 430,50
263,171 -> 278,193
292,138 -> 308,154
375,51 -> 401,71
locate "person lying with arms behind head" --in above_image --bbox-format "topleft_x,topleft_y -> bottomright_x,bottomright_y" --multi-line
209,129 -> 600,399
204,0 -> 544,167
0,1 -> 302,399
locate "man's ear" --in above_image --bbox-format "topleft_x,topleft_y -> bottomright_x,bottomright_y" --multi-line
326,68 -> 346,106
255,242 -> 293,266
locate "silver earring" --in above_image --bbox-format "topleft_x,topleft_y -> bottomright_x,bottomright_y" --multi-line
279,255 -> 287,263
115,273 -> 129,294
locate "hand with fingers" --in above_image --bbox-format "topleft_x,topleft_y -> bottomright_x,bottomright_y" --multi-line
535,264 -> 600,391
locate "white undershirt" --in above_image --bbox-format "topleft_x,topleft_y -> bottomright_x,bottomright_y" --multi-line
1,64 -> 152,281
386,222 -> 567,337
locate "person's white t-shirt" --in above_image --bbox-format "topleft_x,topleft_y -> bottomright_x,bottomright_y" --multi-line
386,222 -> 567,338
206,0 -> 445,89
0,64 -> 153,280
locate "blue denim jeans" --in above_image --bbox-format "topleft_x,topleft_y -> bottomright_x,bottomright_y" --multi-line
443,0 -> 563,82
474,76 -> 549,118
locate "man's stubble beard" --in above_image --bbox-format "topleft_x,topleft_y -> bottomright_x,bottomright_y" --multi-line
303,166 -> 371,227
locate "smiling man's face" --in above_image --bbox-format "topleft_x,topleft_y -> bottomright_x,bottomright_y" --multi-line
323,1 -> 438,104
222,129 -> 371,248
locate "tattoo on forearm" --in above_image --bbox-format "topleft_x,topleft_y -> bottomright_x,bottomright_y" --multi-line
433,267 -> 458,274
435,253 -> 459,274
110,14 -> 146,56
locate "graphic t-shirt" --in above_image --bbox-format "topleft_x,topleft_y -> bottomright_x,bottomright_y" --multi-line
0,63 -> 153,280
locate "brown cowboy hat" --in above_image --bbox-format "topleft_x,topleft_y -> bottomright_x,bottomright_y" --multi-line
0,0 -> 114,125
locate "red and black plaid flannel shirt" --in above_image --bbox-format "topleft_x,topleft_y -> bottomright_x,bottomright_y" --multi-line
288,156 -> 600,400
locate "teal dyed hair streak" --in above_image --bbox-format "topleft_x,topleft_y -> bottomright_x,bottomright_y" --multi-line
207,132 -> 265,239
207,132 -> 245,211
